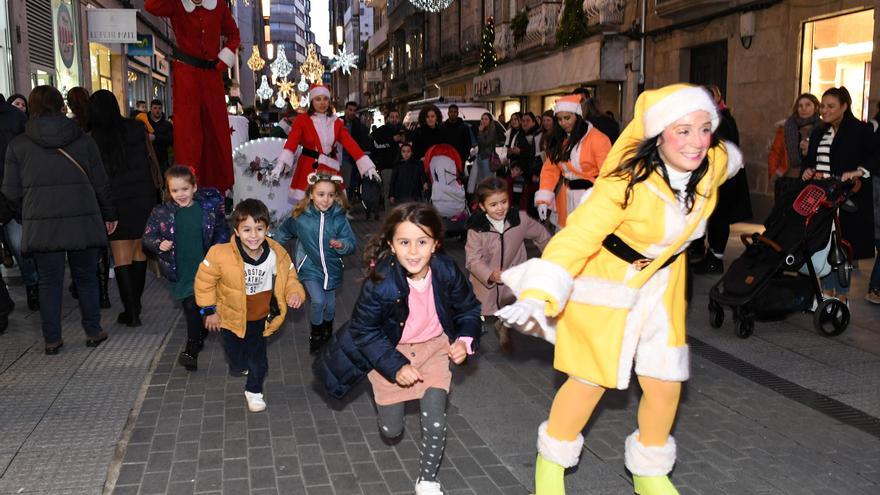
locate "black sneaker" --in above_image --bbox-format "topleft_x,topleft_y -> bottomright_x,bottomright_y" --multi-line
692,255 -> 723,275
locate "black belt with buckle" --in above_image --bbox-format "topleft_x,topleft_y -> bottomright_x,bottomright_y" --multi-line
172,48 -> 218,70
602,233 -> 682,271
563,178 -> 593,190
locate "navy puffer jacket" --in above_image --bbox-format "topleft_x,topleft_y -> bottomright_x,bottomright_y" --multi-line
313,253 -> 481,399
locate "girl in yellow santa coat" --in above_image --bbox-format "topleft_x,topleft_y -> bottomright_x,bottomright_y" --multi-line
497,84 -> 743,495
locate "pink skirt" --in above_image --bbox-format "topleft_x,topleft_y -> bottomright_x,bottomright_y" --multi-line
368,335 -> 452,406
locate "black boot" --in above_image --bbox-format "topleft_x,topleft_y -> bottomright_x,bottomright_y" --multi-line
97,249 -> 111,309
115,265 -> 141,327
321,320 -> 334,347
26,284 -> 39,311
130,260 -> 147,324
178,339 -> 201,371
309,323 -> 325,355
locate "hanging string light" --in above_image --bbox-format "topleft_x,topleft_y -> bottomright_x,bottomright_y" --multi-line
246,45 -> 265,71
297,74 -> 309,93
300,44 -> 325,84
270,44 -> 293,81
274,92 -> 287,109
256,75 -> 274,100
408,0 -> 453,13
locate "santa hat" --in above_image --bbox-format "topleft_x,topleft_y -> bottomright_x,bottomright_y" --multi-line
553,95 -> 583,116
309,84 -> 331,101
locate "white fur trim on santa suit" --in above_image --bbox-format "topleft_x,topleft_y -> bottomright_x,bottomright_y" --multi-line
182,0 -> 218,13
311,115 -> 337,154
624,430 -> 676,476
723,140 -> 743,180
537,421 -> 584,468
569,276 -> 638,309
643,86 -> 719,138
217,47 -> 236,67
317,154 -> 341,171
501,258 -> 573,317
309,86 -> 331,101
534,189 -> 555,206
279,148 -> 295,168
355,155 -> 377,176
553,101 -> 583,117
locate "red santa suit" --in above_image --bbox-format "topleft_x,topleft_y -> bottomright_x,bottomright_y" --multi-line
145,0 -> 240,193
275,87 -> 378,200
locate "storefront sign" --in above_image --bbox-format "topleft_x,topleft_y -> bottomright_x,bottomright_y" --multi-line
87,9 -> 136,43
128,35 -> 154,57
56,3 -> 75,69
364,70 -> 382,83
53,0 -> 81,92
473,78 -> 501,97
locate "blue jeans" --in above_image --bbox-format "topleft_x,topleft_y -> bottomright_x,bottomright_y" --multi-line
869,240 -> 880,290
5,220 -> 39,286
32,249 -> 102,343
221,320 -> 268,393
302,279 -> 336,325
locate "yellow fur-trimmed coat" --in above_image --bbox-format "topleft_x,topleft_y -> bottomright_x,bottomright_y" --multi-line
503,142 -> 742,389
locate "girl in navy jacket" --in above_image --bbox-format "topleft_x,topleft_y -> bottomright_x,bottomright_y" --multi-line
314,203 -> 481,494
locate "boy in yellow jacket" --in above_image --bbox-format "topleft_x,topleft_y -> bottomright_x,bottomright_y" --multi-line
195,199 -> 305,412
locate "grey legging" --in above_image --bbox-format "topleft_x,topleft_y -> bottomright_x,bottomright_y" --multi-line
376,387 -> 448,482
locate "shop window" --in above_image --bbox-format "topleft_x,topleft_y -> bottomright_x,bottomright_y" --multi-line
542,94 -> 568,112
502,99 -> 521,121
801,9 -> 874,120
89,43 -> 113,93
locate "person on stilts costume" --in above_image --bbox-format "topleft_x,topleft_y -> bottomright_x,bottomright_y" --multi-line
496,84 -> 743,495
271,84 -> 380,201
145,0 -> 239,193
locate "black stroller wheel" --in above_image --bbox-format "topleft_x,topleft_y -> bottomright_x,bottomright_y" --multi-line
813,299 -> 850,337
708,300 -> 724,329
735,319 -> 754,339
836,261 -> 852,288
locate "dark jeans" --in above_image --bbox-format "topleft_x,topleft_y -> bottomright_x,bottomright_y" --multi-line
869,240 -> 880,290
181,296 -> 204,341
32,248 -> 102,343
0,269 -> 13,315
221,320 -> 268,393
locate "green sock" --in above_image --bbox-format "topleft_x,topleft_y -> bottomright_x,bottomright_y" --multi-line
535,453 -> 566,495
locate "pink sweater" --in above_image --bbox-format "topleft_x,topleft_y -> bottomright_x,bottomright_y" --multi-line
400,270 -> 473,353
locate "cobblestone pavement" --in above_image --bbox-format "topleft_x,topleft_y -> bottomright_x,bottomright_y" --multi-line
1,218 -> 878,495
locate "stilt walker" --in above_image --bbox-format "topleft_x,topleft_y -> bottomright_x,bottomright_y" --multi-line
145,0 -> 240,193
496,84 -> 743,494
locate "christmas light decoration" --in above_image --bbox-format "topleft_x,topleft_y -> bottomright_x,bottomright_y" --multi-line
408,0 -> 453,13
256,75 -> 273,100
270,44 -> 293,80
479,17 -> 497,74
300,44 -> 325,84
246,45 -> 265,71
275,93 -> 287,109
330,44 -> 358,75
277,78 -> 295,99
299,95 -> 309,108
297,74 -> 309,93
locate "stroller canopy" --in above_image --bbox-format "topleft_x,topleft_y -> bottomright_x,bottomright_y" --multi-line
424,144 -> 466,217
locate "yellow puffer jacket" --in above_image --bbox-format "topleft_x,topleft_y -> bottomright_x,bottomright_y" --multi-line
194,238 -> 305,338
504,142 -> 742,389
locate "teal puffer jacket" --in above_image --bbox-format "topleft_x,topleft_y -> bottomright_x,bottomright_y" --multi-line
274,203 -> 356,290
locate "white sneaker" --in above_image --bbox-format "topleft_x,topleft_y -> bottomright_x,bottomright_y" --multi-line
244,391 -> 266,412
414,479 -> 444,495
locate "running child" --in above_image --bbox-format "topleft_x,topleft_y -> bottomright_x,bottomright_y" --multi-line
143,165 -> 229,371
195,198 -> 305,412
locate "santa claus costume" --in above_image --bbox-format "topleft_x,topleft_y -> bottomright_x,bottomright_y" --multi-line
275,85 -> 379,201
145,0 -> 240,193
535,95 -> 612,228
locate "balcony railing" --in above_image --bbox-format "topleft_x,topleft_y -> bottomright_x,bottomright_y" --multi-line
494,2 -> 562,60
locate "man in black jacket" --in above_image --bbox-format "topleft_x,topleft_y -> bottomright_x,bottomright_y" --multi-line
441,104 -> 473,165
0,94 -> 25,331
149,99 -> 174,173
342,101 -> 372,200
371,109 -> 406,191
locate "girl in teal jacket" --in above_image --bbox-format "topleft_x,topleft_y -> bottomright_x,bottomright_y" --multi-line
274,173 -> 356,353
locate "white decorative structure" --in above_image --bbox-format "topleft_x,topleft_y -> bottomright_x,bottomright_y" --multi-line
231,138 -> 297,230
297,74 -> 309,93
583,0 -> 627,26
330,44 -> 359,75
256,75 -> 274,100
270,44 -> 294,80
407,0 -> 454,13
274,92 -> 287,109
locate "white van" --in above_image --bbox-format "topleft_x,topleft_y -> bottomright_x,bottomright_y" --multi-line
402,100 -> 495,131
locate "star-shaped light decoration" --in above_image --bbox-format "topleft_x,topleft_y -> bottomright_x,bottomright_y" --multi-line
297,74 -> 309,93
330,44 -> 358,75
246,45 -> 265,71
277,78 -> 296,100
256,75 -> 273,100
300,44 -> 325,84
270,44 -> 293,81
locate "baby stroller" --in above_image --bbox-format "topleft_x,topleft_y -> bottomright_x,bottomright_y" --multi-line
707,177 -> 861,338
424,144 -> 469,238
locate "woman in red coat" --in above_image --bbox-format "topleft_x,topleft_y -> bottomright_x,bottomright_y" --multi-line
272,85 -> 379,201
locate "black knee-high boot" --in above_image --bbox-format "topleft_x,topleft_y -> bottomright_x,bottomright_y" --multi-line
97,249 -> 111,309
115,265 -> 141,327
309,323 -> 324,355
130,260 -> 147,323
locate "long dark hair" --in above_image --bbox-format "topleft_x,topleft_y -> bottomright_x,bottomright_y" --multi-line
822,86 -> 855,119
417,105 -> 442,127
66,86 -> 90,130
546,114 -> 589,163
607,134 -> 718,214
363,203 -> 445,282
87,89 -> 129,175
28,86 -> 64,117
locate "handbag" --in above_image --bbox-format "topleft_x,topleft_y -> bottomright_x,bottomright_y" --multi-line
144,128 -> 164,190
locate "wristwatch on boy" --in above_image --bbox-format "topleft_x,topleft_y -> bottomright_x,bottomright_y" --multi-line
199,306 -> 216,317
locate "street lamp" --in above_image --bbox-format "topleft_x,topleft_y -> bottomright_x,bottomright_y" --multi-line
261,0 -> 271,20
266,42 -> 275,60
336,25 -> 344,46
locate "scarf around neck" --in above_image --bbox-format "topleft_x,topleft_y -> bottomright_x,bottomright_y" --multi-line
783,114 -> 819,169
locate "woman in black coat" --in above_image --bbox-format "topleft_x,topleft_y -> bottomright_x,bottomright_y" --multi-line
88,89 -> 159,327
2,86 -> 117,353
410,105 -> 446,161
803,87 -> 876,299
